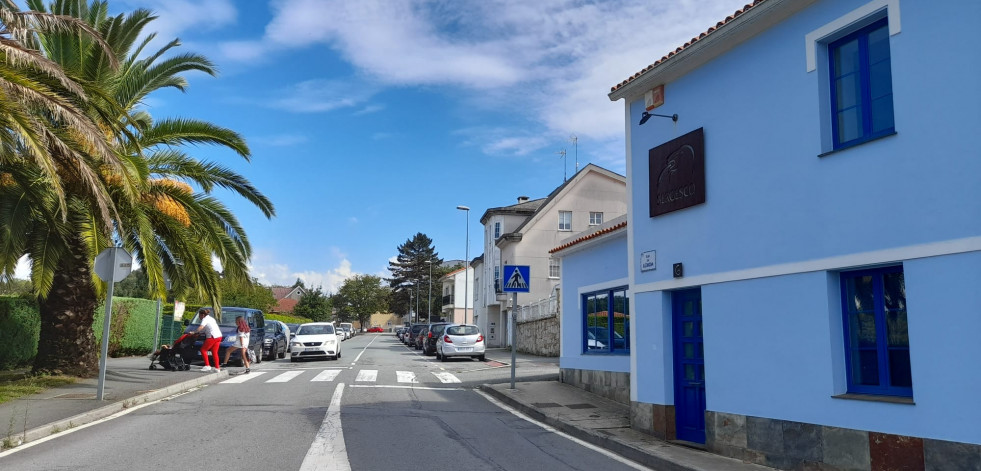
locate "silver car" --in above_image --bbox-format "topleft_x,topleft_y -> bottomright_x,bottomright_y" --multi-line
436,324 -> 486,362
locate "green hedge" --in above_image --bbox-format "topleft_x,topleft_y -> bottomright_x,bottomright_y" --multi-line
266,313 -> 314,324
93,297 -> 160,357
0,297 -> 40,369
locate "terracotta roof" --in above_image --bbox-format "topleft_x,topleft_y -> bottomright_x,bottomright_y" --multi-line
271,286 -> 293,299
550,219 -> 628,254
610,0 -> 768,94
276,298 -> 298,313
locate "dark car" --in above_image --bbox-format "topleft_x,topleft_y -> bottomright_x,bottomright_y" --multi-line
406,324 -> 427,349
286,323 -> 301,351
182,307 -> 265,366
263,320 -> 288,360
421,322 -> 450,355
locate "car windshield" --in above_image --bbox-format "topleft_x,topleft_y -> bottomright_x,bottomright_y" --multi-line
446,325 -> 479,336
286,324 -> 299,332
297,325 -> 334,335
190,308 -> 249,326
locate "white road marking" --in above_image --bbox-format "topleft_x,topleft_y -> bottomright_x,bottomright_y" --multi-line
348,384 -> 464,391
355,370 -> 377,382
476,390 -> 653,471
311,370 -> 341,382
351,334 -> 378,365
300,383 -> 351,471
432,372 -> 461,383
0,388 -> 201,458
396,371 -> 417,383
267,370 -> 304,383
220,371 -> 267,383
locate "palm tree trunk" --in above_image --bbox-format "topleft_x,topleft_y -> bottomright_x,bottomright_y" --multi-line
34,232 -> 99,377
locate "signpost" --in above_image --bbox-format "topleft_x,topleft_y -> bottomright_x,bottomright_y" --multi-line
502,265 -> 530,389
93,247 -> 133,401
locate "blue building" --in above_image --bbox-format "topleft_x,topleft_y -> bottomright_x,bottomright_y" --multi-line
560,0 -> 981,469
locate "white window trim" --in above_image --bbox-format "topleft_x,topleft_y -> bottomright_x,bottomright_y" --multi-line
805,0 -> 901,72
558,211 -> 572,231
548,258 -> 560,279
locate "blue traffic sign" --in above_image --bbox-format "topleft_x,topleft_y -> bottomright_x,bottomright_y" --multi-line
502,265 -> 530,293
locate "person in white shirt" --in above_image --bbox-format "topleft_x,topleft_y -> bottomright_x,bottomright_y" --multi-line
190,308 -> 223,372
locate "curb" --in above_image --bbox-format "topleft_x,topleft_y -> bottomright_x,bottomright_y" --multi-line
481,384 -> 695,471
8,371 -> 227,448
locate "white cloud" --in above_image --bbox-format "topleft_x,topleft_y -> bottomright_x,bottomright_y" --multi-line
248,250 -> 357,294
14,255 -> 30,279
116,0 -> 237,51
270,79 -> 378,113
354,104 -> 386,116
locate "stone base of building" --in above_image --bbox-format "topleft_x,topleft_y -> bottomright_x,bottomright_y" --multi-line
559,367 -> 629,405
630,401 -> 676,441
706,411 -> 981,471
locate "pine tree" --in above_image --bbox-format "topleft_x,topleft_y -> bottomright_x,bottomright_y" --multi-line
387,233 -> 443,322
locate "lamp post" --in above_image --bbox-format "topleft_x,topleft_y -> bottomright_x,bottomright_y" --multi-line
409,288 -> 414,324
456,205 -> 470,325
425,260 -> 433,322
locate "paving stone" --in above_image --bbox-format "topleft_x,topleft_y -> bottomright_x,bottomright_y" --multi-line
822,426 -> 870,471
923,438 -> 981,471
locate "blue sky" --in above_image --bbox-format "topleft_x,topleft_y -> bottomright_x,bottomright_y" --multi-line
18,0 -> 749,292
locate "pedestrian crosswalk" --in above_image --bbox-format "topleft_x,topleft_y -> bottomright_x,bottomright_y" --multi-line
219,368 -> 463,385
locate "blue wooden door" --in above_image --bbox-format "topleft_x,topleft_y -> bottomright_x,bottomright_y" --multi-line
673,288 -> 706,443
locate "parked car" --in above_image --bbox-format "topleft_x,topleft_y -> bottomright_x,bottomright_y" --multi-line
263,320 -> 289,360
339,322 -> 354,339
421,322 -> 450,355
290,323 -> 341,362
285,323 -> 300,351
436,324 -> 486,362
182,307 -> 265,367
368,326 -> 384,333
406,324 -> 427,349
413,324 -> 430,350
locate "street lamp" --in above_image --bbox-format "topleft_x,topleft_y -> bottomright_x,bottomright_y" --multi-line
425,260 -> 433,322
456,205 -> 470,325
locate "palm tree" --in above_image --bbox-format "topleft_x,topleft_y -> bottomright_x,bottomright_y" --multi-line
15,0 -> 274,375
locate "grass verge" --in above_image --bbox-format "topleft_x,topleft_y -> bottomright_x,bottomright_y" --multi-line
0,373 -> 76,405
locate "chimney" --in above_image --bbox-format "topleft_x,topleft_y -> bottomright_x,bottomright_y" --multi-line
517,196 -> 529,203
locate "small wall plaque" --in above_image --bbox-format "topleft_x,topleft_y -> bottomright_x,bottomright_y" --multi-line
673,263 -> 684,278
641,250 -> 656,272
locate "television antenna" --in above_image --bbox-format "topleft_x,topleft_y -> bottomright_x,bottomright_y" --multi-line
556,149 -> 567,182
570,135 -> 578,175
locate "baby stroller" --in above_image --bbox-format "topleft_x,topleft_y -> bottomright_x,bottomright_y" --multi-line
149,333 -> 194,371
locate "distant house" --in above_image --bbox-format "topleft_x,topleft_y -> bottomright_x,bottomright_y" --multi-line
270,285 -> 305,314
439,266 -> 474,324
602,0 -> 981,469
473,163 -> 627,355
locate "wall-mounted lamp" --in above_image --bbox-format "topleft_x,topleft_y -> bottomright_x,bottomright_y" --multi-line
639,111 -> 678,125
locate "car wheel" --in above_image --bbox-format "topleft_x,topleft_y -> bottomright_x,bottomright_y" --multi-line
338,349 -> 342,359
254,345 -> 262,364
478,354 -> 486,362
278,344 -> 286,359
291,358 -> 297,363
440,349 -> 447,362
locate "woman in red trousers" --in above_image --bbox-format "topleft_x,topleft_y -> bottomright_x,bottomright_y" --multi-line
190,308 -> 223,372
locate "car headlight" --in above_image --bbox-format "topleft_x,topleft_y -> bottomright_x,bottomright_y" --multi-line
291,342 -> 302,348
326,340 -> 336,346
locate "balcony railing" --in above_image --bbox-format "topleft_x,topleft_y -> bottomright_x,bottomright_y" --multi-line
515,294 -> 559,323
442,294 -> 454,306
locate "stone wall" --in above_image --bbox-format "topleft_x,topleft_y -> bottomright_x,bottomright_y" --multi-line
560,368 -> 630,405
515,315 -> 559,357
707,410 -> 981,471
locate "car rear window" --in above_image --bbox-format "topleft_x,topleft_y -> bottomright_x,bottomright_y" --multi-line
446,325 -> 478,335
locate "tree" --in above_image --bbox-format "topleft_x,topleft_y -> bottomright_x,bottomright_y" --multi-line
335,275 -> 389,330
114,268 -> 151,299
215,277 -> 275,313
387,233 -> 443,322
293,287 -> 332,322
9,1 -> 274,376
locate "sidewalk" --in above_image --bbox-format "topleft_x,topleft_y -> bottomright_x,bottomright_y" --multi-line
0,349 -> 774,471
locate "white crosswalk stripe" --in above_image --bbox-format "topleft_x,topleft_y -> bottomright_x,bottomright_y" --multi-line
220,372 -> 267,384
432,372 -> 461,383
267,371 -> 304,383
355,370 -> 378,382
396,371 -> 417,383
311,370 -> 342,382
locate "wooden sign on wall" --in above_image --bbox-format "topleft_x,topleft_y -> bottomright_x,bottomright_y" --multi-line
648,128 -> 705,217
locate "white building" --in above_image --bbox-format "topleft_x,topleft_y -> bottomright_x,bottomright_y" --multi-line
439,266 -> 473,325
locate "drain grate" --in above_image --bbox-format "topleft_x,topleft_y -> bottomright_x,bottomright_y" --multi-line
532,402 -> 563,408
565,403 -> 597,409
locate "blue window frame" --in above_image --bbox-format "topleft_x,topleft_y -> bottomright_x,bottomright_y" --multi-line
829,18 -> 894,149
582,287 -> 629,354
840,265 -> 911,397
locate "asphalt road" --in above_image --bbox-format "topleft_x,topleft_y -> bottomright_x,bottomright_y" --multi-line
0,334 -> 650,471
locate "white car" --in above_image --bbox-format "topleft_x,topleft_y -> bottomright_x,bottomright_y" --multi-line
436,324 -> 486,362
339,322 -> 354,340
290,322 -> 341,362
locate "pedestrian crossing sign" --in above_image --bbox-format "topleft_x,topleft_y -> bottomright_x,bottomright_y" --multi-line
502,265 -> 530,293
